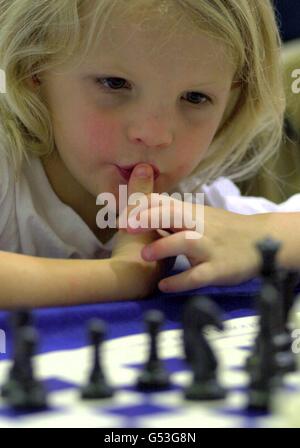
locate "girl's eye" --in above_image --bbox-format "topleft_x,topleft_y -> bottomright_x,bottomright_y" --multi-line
183,92 -> 211,105
96,77 -> 130,90
96,77 -> 211,105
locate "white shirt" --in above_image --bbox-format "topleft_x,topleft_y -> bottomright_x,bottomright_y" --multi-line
0,152 -> 115,258
200,177 -> 300,213
1,152 -> 300,259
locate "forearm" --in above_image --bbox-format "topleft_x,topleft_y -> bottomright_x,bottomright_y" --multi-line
0,251 -> 135,309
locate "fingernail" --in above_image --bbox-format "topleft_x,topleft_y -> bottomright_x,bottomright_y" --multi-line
135,165 -> 152,178
143,245 -> 153,260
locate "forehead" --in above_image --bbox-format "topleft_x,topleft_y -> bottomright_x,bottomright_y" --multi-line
82,4 -> 236,81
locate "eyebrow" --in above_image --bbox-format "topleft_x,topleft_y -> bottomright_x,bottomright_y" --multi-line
188,81 -> 223,88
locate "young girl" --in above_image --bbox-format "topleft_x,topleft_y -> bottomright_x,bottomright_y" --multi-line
0,0 -> 297,308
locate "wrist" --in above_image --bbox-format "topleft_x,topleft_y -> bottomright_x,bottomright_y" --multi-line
108,255 -> 162,300
248,212 -> 300,270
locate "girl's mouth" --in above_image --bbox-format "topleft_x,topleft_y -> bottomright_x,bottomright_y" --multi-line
115,164 -> 160,181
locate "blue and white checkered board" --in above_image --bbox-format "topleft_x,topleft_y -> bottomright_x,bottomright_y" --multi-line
0,314 -> 299,428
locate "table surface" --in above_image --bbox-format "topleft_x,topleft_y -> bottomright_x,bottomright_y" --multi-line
0,257 -> 297,429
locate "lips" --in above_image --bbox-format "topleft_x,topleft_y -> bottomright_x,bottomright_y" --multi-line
116,164 -> 160,181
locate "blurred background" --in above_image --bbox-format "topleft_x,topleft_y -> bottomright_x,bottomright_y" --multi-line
237,1 -> 300,202
273,0 -> 300,41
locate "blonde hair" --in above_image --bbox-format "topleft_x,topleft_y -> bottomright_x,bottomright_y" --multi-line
0,0 -> 285,188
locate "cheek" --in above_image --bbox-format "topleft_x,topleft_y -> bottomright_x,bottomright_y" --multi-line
168,124 -> 216,182
82,114 -> 121,159
181,120 -> 218,160
176,134 -> 206,168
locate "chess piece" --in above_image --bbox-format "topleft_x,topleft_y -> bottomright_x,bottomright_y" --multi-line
81,319 -> 114,399
1,309 -> 32,398
2,326 -> 48,409
273,269 -> 298,374
183,296 -> 226,401
247,284 -> 285,411
247,238 -> 296,372
136,310 -> 171,391
247,241 -> 299,378
280,269 -> 300,329
256,236 -> 281,283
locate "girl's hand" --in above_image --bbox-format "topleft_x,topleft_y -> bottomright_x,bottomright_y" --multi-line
112,164 -> 157,263
123,193 -> 270,292
111,165 -> 176,299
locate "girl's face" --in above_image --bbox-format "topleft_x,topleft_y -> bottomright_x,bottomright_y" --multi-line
40,13 -> 236,216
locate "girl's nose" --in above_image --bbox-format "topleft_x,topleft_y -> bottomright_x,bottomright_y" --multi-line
127,113 -> 174,149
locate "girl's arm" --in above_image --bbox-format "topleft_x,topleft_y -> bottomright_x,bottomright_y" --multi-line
0,229 -> 167,308
263,211 -> 300,269
0,251 -> 125,308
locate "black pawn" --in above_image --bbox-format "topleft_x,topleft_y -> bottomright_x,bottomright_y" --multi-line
11,309 -> 32,331
136,310 -> 170,391
247,284 -> 284,411
3,326 -> 48,410
280,269 -> 300,329
246,237 -> 282,374
183,296 -> 226,401
274,269 -> 299,374
247,270 -> 299,377
81,319 -> 114,399
1,310 -> 32,398
256,236 -> 282,282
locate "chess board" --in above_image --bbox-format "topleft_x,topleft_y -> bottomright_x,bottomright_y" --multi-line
0,314 -> 299,428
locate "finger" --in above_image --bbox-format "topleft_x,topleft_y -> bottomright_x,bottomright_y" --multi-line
128,164 -> 154,198
126,206 -> 159,233
156,229 -> 172,238
132,193 -> 179,214
141,231 -> 208,263
158,263 -> 216,293
128,202 -> 197,233
117,164 -> 154,229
